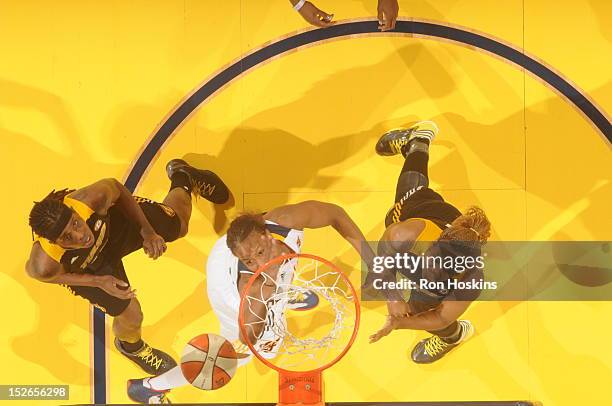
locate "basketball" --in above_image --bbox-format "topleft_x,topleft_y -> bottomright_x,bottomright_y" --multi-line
180,333 -> 238,390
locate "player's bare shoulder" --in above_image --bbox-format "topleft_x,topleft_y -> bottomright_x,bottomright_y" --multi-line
263,203 -> 303,229
26,242 -> 62,281
68,178 -> 120,215
263,200 -> 334,230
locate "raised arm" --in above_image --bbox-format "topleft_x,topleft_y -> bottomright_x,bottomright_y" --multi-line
288,0 -> 334,28
265,200 -> 375,267
377,0 -> 399,31
73,178 -> 166,259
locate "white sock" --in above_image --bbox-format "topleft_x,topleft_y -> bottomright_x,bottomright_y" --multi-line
147,366 -> 189,390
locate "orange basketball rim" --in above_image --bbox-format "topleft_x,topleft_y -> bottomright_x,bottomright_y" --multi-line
239,253 -> 361,406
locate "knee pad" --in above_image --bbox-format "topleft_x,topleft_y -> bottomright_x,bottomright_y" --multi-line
398,170 -> 429,191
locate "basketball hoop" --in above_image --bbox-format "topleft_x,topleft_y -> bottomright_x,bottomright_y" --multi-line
238,253 -> 360,406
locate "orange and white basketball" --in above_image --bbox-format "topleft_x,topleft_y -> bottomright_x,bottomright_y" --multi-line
180,333 -> 238,390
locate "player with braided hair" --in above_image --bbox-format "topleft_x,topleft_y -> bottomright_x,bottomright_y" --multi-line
367,121 -> 491,364
26,159 -> 230,374
29,189 -> 76,239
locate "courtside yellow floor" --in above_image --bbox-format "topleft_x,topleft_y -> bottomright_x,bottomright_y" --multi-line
1,1 -> 610,405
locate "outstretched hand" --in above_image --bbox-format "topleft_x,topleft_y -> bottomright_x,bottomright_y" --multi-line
97,275 -> 136,300
369,315 -> 399,343
377,0 -> 399,31
298,1 -> 335,28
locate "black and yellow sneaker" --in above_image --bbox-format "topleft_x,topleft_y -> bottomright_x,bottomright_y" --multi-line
115,338 -> 177,375
411,320 -> 474,364
375,120 -> 439,156
166,159 -> 230,204
127,378 -> 171,404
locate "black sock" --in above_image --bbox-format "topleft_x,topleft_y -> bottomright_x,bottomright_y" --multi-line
400,137 -> 430,157
120,339 -> 144,353
399,150 -> 429,180
393,141 -> 430,202
170,171 -> 191,194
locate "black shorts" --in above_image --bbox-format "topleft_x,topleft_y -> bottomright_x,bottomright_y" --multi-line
64,198 -> 181,316
64,260 -> 131,316
385,187 -> 462,228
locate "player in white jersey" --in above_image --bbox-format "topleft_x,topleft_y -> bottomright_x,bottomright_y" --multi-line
128,200 -> 374,404
207,221 -> 305,361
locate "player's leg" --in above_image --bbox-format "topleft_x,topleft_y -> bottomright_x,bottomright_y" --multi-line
164,159 -> 230,237
64,262 -> 176,374
127,366 -> 185,404
376,121 -> 438,201
112,297 -> 178,375
376,121 -> 438,226
206,236 -> 252,360
127,236 -> 244,402
127,315 -> 241,402
127,318 -> 246,403
108,261 -> 176,374
162,188 -> 192,238
112,297 -> 143,344
131,318 -> 227,394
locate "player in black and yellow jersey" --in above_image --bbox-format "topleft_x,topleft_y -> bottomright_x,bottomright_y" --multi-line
26,159 -> 230,374
368,121 -> 492,364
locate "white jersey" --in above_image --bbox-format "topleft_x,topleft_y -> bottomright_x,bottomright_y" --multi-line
206,220 -> 303,364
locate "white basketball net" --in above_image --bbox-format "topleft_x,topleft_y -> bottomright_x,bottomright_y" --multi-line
241,256 -> 358,371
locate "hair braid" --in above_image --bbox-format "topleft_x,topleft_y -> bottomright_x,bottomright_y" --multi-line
439,206 -> 491,244
29,189 -> 75,240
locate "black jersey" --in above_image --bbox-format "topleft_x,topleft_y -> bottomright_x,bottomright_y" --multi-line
36,195 -> 180,273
